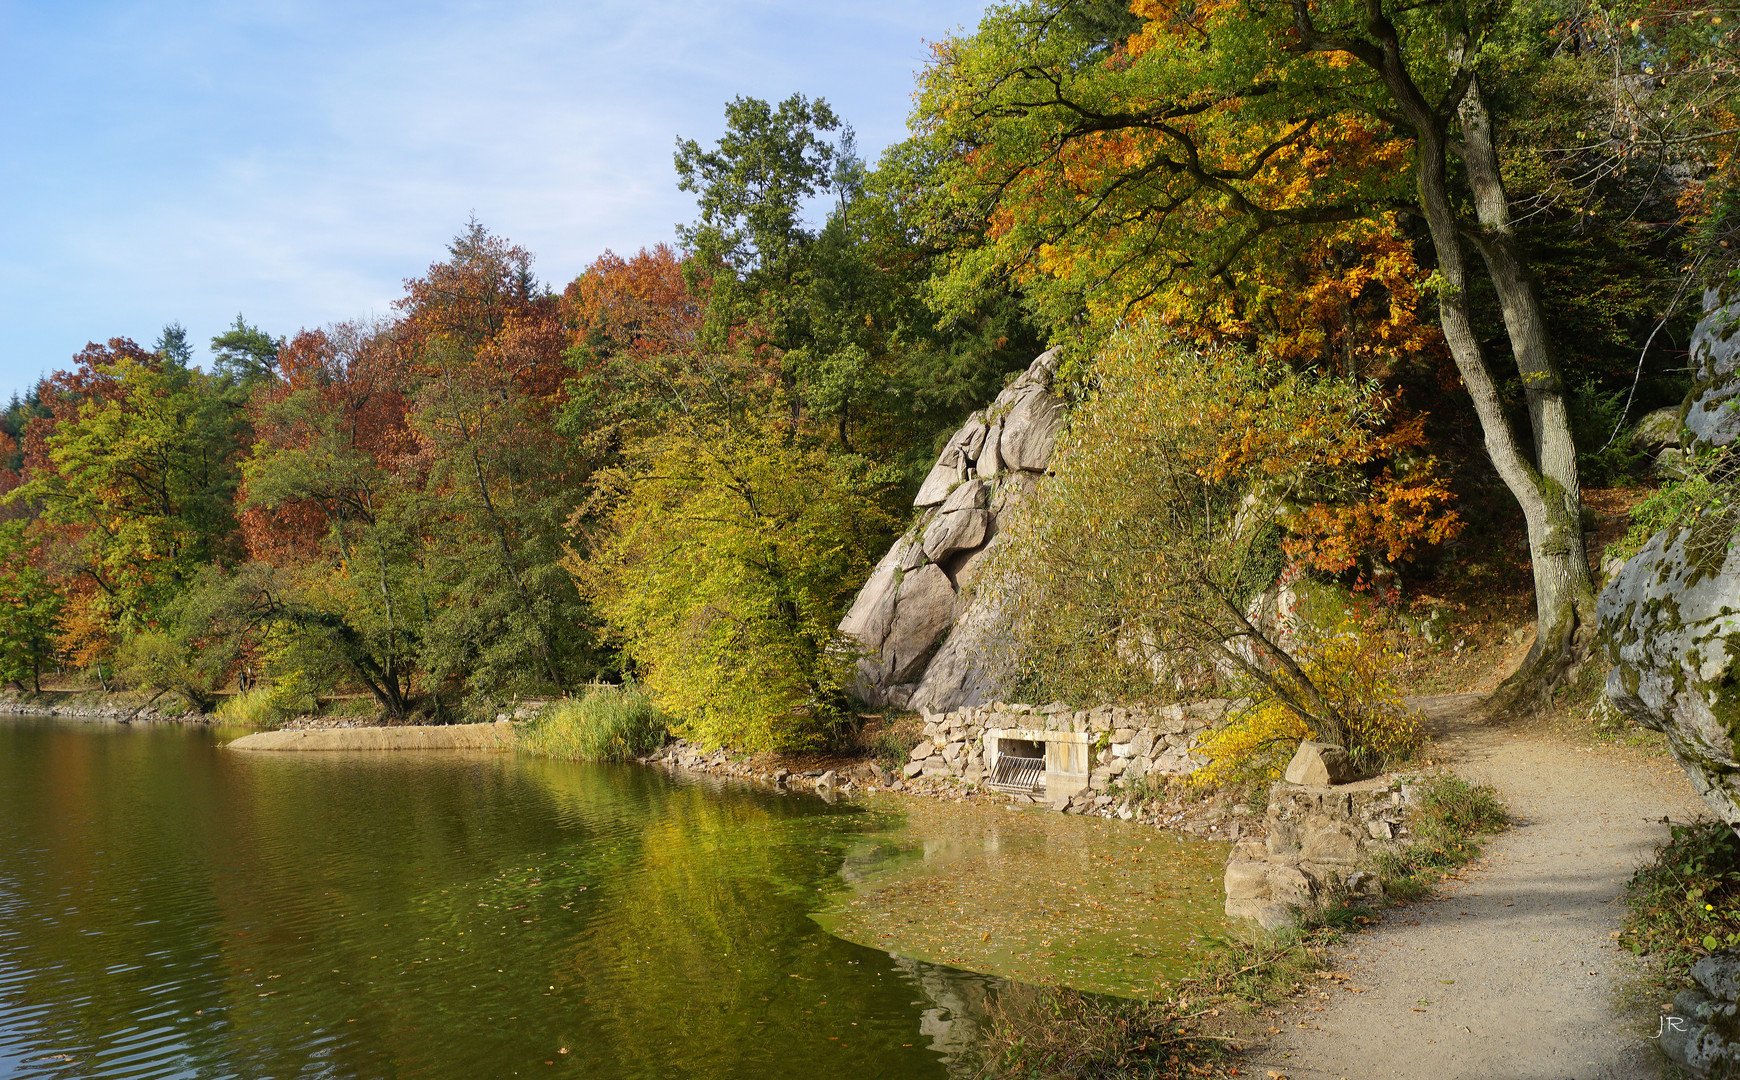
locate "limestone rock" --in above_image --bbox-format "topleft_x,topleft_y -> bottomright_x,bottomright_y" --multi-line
1224,898 -> 1297,932
1661,947 -> 1740,1077
1601,523 -> 1740,830
837,542 -> 906,649
1223,860 -> 1270,901
837,347 -> 1063,710
975,425 -> 1003,478
1265,865 -> 1316,905
939,478 -> 990,513
998,387 -> 1064,471
1632,405 -> 1685,453
1283,741 -> 1358,786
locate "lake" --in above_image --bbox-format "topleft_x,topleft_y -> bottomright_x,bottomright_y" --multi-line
0,717 -> 1227,1079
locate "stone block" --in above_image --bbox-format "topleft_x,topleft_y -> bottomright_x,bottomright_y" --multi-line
1301,826 -> 1364,865
1225,898 -> 1297,932
1224,861 -> 1271,900
903,761 -> 925,779
1265,865 -> 1316,905
1284,741 -> 1359,786
910,741 -> 935,761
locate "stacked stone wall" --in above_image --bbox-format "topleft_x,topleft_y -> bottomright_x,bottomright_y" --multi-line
1222,776 -> 1416,929
901,699 -> 1233,814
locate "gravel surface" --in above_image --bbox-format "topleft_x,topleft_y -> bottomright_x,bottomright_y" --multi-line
1247,694 -> 1704,1080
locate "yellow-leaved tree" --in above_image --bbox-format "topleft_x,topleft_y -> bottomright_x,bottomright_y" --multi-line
569,417 -> 894,750
992,320 -> 1435,770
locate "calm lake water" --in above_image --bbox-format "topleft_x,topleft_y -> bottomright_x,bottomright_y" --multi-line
0,717 -> 1226,1080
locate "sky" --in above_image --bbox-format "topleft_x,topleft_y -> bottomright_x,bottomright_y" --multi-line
0,0 -> 991,400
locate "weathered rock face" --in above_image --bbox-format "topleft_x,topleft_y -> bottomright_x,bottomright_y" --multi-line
1600,521 -> 1740,829
1662,947 -> 1740,1076
1601,290 -> 1740,832
1682,288 -> 1740,451
840,348 -> 1065,711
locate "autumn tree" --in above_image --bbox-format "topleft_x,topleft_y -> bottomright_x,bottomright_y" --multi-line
571,415 -> 894,749
395,222 -> 604,700
0,521 -> 61,693
996,320 -> 1456,750
8,339 -> 246,634
909,0 -> 1686,701
240,323 -> 429,717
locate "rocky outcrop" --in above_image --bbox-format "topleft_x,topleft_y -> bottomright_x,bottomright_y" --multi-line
1682,288 -> 1740,451
1600,290 -> 1740,832
839,348 -> 1065,711
1600,520 -> 1740,829
1662,947 -> 1740,1076
1223,776 -> 1412,930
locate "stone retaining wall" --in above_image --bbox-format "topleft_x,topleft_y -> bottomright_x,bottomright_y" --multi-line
1222,776 -> 1417,929
903,699 -> 1231,813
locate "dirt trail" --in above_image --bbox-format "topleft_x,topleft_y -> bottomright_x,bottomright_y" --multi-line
1247,694 -> 1704,1080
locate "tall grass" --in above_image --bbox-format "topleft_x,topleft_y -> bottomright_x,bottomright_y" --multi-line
213,687 -> 294,727
517,685 -> 669,762
1373,772 -> 1507,900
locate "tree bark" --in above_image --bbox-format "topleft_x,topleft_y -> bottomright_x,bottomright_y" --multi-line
1291,2 -> 1596,704
1456,74 -> 1598,699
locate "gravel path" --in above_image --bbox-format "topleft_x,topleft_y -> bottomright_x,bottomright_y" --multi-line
1247,694 -> 1704,1080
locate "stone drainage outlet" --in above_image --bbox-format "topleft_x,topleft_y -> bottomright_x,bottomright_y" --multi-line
983,729 -> 1091,799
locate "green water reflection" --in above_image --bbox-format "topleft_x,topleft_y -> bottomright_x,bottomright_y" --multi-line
0,718 -> 1224,1079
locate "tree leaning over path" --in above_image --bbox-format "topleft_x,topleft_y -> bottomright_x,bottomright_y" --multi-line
915,0 -> 1607,702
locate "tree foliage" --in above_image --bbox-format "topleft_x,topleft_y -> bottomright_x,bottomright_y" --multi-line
994,320 -> 1455,750
571,417 -> 894,750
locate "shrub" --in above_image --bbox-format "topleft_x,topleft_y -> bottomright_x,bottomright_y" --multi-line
1608,444 -> 1739,564
1193,632 -> 1422,789
213,687 -> 294,728
1621,818 -> 1740,965
971,982 -> 1194,1080
517,685 -> 670,763
861,714 -> 924,771
993,322 -> 1457,752
571,417 -> 895,751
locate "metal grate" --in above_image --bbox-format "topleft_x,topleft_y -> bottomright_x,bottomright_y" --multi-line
988,751 -> 1045,794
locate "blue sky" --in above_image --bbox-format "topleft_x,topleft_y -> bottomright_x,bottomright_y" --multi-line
0,0 -> 989,399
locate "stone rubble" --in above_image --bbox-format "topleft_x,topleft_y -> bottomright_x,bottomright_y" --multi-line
1221,776 -> 1415,931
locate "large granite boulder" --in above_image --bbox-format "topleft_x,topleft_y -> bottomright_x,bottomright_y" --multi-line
1601,290 -> 1740,830
1682,288 -> 1740,451
840,348 -> 1064,711
1601,520 -> 1740,828
1661,948 -> 1740,1076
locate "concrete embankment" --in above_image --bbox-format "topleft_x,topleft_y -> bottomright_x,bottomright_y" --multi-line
226,721 -> 516,751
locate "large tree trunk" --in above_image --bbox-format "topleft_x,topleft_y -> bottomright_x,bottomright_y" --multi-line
1456,76 -> 1599,700
1324,11 -> 1595,705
